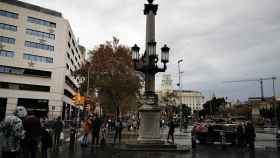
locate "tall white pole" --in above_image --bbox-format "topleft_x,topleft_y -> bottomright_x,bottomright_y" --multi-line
178,59 -> 183,132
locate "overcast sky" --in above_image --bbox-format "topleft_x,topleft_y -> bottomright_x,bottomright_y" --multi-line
22,0 -> 280,101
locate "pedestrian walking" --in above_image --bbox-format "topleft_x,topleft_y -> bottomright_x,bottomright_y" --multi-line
22,112 -> 42,158
133,119 -> 137,131
113,118 -> 123,144
100,123 -> 107,146
245,121 -> 256,149
91,115 -> 102,145
81,117 -> 92,147
191,126 -> 197,149
0,108 -> 25,158
52,117 -> 63,147
236,122 -> 245,147
41,125 -> 52,158
167,118 -> 175,144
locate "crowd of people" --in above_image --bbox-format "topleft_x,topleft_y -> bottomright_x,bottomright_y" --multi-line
0,106 -> 65,158
0,106 -> 145,158
80,115 -> 140,146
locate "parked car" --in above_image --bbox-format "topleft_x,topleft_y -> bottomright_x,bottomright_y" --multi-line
193,118 -> 239,145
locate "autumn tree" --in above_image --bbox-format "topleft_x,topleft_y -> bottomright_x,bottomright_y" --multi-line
75,37 -> 142,117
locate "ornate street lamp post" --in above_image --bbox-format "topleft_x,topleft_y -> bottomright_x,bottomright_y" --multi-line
132,0 -> 170,144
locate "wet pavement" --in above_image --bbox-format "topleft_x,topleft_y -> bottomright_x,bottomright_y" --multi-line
48,142 -> 279,158
47,127 -> 279,158
1,127 -> 279,158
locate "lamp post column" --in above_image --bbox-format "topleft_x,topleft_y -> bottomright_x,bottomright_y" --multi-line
132,0 -> 170,144
137,0 -> 162,144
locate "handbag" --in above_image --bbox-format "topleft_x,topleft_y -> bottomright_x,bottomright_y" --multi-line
60,132 -> 64,140
80,135 -> 88,147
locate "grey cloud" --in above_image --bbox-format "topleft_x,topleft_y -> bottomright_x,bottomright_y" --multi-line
22,0 -> 280,101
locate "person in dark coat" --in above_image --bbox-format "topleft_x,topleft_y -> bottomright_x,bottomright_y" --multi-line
167,118 -> 175,144
236,122 -> 245,147
113,118 -> 123,144
41,125 -> 52,158
52,117 -> 63,146
23,112 -> 42,158
245,121 -> 256,149
91,115 -> 102,145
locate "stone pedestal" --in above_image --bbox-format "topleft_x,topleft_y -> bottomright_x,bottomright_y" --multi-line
137,95 -> 164,144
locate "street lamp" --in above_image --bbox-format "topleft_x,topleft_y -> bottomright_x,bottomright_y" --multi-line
177,59 -> 183,131
132,0 -> 170,144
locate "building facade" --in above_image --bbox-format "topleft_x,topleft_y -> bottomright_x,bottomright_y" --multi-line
0,0 -> 84,120
161,74 -> 172,94
173,90 -> 204,113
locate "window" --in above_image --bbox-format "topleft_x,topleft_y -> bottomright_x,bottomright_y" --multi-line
26,29 -> 55,40
67,53 -> 70,59
71,49 -> 75,56
68,31 -> 72,38
25,41 -> 54,51
0,82 -> 50,92
23,53 -> 53,63
64,89 -> 74,98
71,59 -> 74,65
0,23 -> 17,31
0,50 -> 15,58
0,65 -> 51,78
65,76 -> 78,92
0,36 -> 15,44
0,10 -> 18,19
27,17 -> 56,28
68,42 -> 71,48
72,39 -> 75,47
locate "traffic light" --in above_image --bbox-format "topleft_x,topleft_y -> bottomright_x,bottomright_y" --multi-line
72,93 -> 78,104
72,93 -> 85,105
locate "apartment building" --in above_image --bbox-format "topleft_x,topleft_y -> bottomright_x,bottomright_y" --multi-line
0,0 -> 84,120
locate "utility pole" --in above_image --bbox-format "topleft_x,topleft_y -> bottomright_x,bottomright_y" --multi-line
177,59 -> 183,132
272,77 -> 278,131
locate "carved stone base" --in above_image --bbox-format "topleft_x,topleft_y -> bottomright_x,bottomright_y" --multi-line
137,101 -> 164,144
